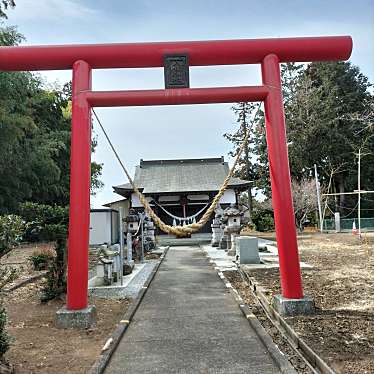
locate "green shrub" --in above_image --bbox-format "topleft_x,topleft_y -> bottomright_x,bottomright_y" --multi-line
0,215 -> 25,255
252,210 -> 275,232
40,237 -> 67,302
0,306 -> 10,358
29,248 -> 55,271
18,203 -> 68,301
0,268 -> 17,363
19,202 -> 68,242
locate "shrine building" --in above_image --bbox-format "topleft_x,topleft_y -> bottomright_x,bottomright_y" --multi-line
111,157 -> 250,234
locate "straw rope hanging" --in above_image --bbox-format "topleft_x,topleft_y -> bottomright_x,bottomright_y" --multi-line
92,106 -> 260,236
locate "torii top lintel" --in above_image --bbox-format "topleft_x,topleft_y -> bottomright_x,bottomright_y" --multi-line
0,36 -> 352,71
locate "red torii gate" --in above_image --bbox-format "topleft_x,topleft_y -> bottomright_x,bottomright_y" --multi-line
0,36 -> 352,313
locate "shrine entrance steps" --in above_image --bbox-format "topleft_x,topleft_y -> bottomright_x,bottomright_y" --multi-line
104,246 -> 283,373
156,233 -> 212,246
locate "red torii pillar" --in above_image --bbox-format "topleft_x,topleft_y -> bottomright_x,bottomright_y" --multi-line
0,36 -> 352,321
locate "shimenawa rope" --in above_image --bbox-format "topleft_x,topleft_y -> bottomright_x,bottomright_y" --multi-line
92,106 -> 259,236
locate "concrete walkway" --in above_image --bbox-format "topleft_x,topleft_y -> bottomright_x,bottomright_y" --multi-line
104,246 -> 282,374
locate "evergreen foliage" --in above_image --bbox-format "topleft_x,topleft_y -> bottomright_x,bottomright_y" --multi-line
0,267 -> 17,365
0,306 -> 10,358
285,62 -> 374,216
0,215 -> 24,255
225,61 -> 374,222
0,25 -> 103,215
40,237 -> 67,302
19,202 -> 68,242
0,0 -> 15,19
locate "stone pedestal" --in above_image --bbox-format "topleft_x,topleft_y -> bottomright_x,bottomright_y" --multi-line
96,259 -> 114,285
227,233 -> 239,255
123,260 -> 134,275
272,295 -> 315,316
236,236 -> 261,264
211,224 -> 224,247
224,225 -> 240,254
55,305 -> 96,329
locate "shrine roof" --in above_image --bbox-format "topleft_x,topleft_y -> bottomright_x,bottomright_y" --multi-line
113,157 -> 251,196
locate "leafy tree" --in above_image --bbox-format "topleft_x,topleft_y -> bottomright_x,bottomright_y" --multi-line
0,215 -> 24,255
225,61 -> 374,222
0,25 -> 103,214
0,23 -> 22,45
285,61 -> 373,215
0,0 -> 15,18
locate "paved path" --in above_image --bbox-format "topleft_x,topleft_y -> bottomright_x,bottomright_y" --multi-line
105,246 -> 282,374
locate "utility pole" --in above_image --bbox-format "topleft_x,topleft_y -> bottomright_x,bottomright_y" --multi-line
314,164 -> 323,232
118,207 -> 124,286
323,148 -> 374,237
138,212 -> 145,263
358,148 -> 361,239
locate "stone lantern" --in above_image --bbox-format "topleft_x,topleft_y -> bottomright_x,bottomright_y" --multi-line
211,206 -> 224,247
219,204 -> 243,254
143,216 -> 156,252
123,208 -> 139,271
144,216 -> 155,242
124,208 -> 140,235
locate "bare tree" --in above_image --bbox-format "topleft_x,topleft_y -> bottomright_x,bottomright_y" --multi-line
292,179 -> 318,232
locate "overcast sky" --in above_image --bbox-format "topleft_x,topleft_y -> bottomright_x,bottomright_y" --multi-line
5,0 -> 374,207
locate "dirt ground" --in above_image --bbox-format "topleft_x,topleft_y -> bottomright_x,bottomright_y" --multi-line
230,233 -> 374,374
1,244 -> 130,374
1,243 -> 54,287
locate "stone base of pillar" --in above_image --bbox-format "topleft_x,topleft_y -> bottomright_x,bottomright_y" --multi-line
272,295 -> 315,316
55,305 -> 96,329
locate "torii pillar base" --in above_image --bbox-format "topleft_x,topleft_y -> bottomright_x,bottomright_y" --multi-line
272,295 -> 315,316
55,305 -> 96,329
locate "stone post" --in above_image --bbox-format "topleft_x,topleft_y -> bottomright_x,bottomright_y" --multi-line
334,212 -> 341,233
123,208 -> 139,274
126,233 -> 133,263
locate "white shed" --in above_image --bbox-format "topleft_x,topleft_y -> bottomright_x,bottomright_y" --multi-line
89,209 -> 120,246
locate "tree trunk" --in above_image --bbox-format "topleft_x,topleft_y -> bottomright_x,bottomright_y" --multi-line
338,176 -> 345,214
247,187 -> 253,223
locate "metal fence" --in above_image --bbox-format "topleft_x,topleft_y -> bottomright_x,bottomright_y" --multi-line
323,217 -> 374,232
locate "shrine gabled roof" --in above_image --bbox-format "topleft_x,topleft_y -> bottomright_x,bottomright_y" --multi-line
113,157 -> 251,196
